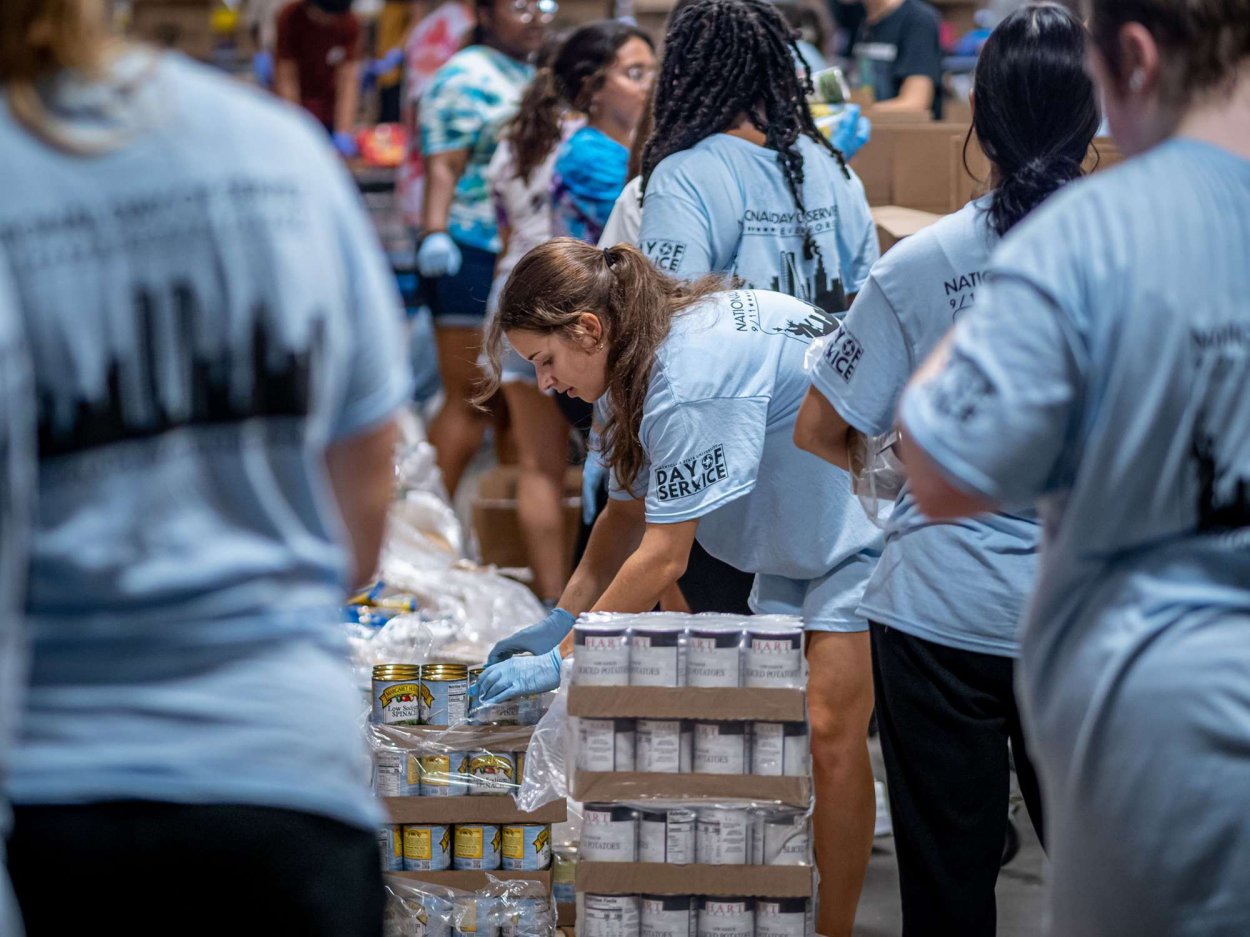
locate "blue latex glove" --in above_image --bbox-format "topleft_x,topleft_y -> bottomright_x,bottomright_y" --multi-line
253,51 -> 275,89
487,607 -> 575,666
416,232 -> 463,278
332,131 -> 359,158
476,650 -> 563,705
832,104 -> 872,160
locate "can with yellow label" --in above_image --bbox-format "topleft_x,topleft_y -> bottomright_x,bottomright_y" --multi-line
403,823 -> 453,871
468,750 -> 516,796
372,664 -> 423,725
413,751 -> 470,797
453,823 -> 502,870
501,823 -> 551,871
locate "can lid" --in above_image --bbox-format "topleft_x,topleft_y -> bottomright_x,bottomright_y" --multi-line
423,664 -> 469,677
574,624 -> 629,642
373,664 -> 421,676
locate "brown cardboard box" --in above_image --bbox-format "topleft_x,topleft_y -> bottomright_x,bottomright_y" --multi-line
872,206 -> 945,254
953,134 -> 1128,210
567,686 -> 806,723
890,122 -> 974,214
851,118 -> 954,207
385,796 -> 567,825
573,772 -> 811,808
388,870 -> 553,891
129,1 -> 217,60
576,862 -> 813,898
473,465 -> 582,576
557,903 -> 576,927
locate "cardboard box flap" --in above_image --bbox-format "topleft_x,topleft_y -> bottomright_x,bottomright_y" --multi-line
576,863 -> 813,898
872,206 -> 945,240
568,686 -> 806,723
572,773 -> 811,810
385,796 -> 567,825
386,870 -> 552,894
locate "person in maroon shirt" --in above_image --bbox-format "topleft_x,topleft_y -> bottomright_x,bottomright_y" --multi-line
275,0 -> 363,155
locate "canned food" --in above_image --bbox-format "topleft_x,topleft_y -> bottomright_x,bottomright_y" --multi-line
501,897 -> 549,937
552,849 -> 577,904
752,809 -> 811,866
685,629 -> 742,687
403,823 -> 452,871
468,666 -> 520,725
502,823 -> 552,870
696,898 -> 754,937
415,752 -> 471,797
666,807 -> 697,864
468,750 -> 516,796
454,896 -> 498,937
454,823 -> 502,870
744,625 -> 805,688
581,803 -> 639,862
635,719 -> 690,774
629,626 -> 685,687
372,745 -> 405,798
751,722 -> 810,777
696,807 -> 754,865
573,624 -> 631,686
694,721 -> 748,774
373,664 -> 423,725
517,694 -> 545,726
755,898 -> 810,937
637,809 -> 668,862
577,718 -> 636,772
514,750 -> 526,787
641,895 -> 694,937
421,663 -> 469,727
378,825 -> 404,871
583,894 -> 641,937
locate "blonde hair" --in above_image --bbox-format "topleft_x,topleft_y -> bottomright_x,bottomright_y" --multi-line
1,0 -> 117,151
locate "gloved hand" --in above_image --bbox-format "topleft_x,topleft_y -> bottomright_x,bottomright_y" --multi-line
475,649 -> 563,705
253,51 -> 275,89
332,131 -> 359,159
416,232 -> 463,278
832,104 -> 872,160
361,48 -> 405,91
487,607 -> 575,666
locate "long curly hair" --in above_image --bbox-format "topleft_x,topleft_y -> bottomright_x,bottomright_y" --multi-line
640,0 -> 848,259
479,239 -> 725,493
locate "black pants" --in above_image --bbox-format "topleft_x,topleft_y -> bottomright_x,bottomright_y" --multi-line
8,802 -> 385,936
870,623 -> 1045,937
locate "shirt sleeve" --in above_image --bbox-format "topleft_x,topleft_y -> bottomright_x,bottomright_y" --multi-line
892,7 -> 942,86
600,177 -> 643,248
837,175 -> 880,295
420,67 -> 484,156
899,273 -> 1087,506
638,161 -> 720,278
323,157 -> 414,440
640,396 -> 769,524
811,274 -> 911,436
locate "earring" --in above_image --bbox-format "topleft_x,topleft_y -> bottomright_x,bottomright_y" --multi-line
1129,69 -> 1145,92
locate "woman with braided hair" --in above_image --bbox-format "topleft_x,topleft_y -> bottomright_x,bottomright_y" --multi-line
636,1 -> 881,933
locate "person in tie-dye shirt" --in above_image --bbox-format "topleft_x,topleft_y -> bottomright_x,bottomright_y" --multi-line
417,0 -> 550,494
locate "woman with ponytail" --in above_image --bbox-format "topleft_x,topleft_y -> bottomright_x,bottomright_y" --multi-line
479,21 -> 654,604
794,6 -> 1098,933
0,0 -> 410,930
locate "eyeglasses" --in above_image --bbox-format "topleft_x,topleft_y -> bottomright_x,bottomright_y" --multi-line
510,0 -> 558,23
613,63 -> 657,85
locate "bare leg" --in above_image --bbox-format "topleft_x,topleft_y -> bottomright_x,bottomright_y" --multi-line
501,382 -> 571,602
427,325 -> 491,497
807,630 -> 876,937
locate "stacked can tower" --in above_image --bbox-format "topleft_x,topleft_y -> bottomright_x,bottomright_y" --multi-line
568,614 -> 817,937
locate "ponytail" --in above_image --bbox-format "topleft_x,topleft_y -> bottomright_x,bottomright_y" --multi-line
480,239 -> 725,492
504,67 -> 565,184
969,4 -> 1100,239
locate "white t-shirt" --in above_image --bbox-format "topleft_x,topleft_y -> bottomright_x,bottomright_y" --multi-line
486,137 -> 558,291
599,175 -> 643,249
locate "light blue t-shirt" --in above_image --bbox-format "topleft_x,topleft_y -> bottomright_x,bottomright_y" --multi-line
902,138 -> 1250,934
813,198 -> 1039,656
609,289 -> 882,628
639,133 -> 878,317
0,256 -> 33,935
0,54 -> 411,830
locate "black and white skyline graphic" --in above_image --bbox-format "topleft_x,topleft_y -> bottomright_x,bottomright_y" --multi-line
762,249 -> 847,316
1193,414 -> 1250,533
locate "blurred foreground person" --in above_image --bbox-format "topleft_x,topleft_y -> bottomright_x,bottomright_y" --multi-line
0,1 -> 410,931
901,0 -> 1250,932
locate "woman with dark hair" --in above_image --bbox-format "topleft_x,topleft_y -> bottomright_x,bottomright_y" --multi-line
474,240 -> 882,937
794,5 -> 1099,933
416,0 -> 551,495
636,4 -> 882,932
900,0 -> 1250,933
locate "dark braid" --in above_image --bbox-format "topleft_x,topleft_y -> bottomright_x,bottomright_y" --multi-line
641,0 -> 849,260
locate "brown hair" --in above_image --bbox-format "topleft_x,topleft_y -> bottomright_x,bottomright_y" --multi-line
1086,0 -> 1250,105
1,0 -> 112,150
480,239 -> 725,492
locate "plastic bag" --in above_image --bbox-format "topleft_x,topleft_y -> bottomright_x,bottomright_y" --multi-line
382,874 -> 558,937
369,723 -> 540,799
515,667 -> 572,813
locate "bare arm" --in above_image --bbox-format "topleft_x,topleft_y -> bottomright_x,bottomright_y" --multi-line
326,418 -> 399,589
334,60 -> 361,137
422,149 -> 470,233
592,518 -> 697,614
275,59 -> 300,104
793,386 -> 856,470
872,75 -> 935,114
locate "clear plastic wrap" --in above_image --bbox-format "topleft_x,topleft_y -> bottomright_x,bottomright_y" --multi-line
846,429 -> 905,530
368,724 -> 546,801
570,614 -> 807,690
383,874 -> 558,937
515,666 -> 572,813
